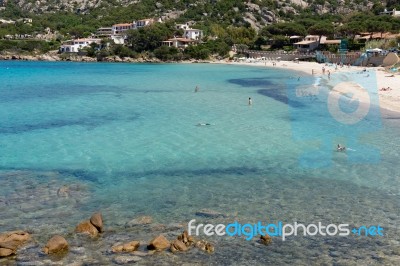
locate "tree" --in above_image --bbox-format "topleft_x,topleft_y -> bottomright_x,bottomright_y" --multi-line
308,22 -> 334,47
126,23 -> 174,52
154,46 -> 180,61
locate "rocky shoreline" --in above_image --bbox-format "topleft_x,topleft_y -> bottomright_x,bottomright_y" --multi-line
1,210 -> 275,265
0,52 -> 215,64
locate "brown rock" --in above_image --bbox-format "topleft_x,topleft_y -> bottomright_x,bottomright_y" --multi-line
0,231 -> 31,257
112,241 -> 140,253
170,239 -> 188,252
90,212 -> 103,232
75,220 -> 99,237
147,235 -> 170,251
111,245 -> 124,253
0,231 -> 31,243
260,234 -> 272,245
0,247 -> 14,257
195,240 -> 206,251
205,242 -> 214,253
122,241 -> 140,252
43,235 -> 69,254
177,230 -> 195,247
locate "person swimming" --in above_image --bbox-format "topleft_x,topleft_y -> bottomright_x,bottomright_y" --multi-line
337,144 -> 346,152
197,123 -> 211,126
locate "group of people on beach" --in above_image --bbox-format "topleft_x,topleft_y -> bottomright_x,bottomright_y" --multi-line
380,87 -> 392,91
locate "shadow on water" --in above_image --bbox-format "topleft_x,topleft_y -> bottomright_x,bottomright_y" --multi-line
0,166 -> 261,184
228,77 -> 274,87
0,113 -> 140,134
257,88 -> 305,108
227,77 -> 305,108
1,84 -> 174,102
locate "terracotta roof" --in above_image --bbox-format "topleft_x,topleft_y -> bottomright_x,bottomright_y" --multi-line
322,40 -> 341,44
113,23 -> 132,27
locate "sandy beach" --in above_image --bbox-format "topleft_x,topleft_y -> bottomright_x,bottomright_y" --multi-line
218,59 -> 400,114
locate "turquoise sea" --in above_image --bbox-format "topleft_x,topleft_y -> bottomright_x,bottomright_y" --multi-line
0,61 -> 399,265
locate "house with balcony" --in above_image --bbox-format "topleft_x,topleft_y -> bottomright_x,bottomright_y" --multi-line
134,18 -> 159,28
183,28 -> 203,40
59,38 -> 101,53
161,38 -> 196,49
96,27 -> 112,38
293,35 -> 328,52
112,23 -> 134,36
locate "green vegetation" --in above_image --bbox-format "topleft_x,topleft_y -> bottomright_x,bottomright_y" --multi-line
0,0 -> 400,59
0,39 -> 60,53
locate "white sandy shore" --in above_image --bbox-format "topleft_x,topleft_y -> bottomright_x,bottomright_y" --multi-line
214,60 -> 400,114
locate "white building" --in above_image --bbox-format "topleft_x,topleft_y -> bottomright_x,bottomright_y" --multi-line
59,38 -> 101,53
175,23 -> 190,30
183,28 -> 203,40
134,18 -> 156,28
112,23 -> 133,36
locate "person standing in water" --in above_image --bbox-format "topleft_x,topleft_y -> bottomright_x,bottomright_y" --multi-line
195,85 -> 200,92
248,97 -> 252,105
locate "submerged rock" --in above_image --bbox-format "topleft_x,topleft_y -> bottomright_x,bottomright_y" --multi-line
43,235 -> 69,254
147,235 -> 170,251
125,216 -> 153,227
195,209 -> 225,218
113,255 -> 142,264
57,186 -> 70,197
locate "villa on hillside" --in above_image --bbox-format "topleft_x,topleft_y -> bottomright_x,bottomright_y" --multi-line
183,28 -> 203,40
355,32 -> 400,42
293,35 -> 341,52
380,8 -> 400,17
59,38 -> 101,53
161,37 -> 196,48
293,35 -> 323,52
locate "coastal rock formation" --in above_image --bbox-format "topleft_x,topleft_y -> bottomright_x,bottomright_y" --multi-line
147,235 -> 170,251
112,241 -> 140,253
43,235 -> 69,254
260,234 -> 272,245
0,231 -> 31,257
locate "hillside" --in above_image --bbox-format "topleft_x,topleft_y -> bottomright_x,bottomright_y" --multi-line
1,0 -> 399,32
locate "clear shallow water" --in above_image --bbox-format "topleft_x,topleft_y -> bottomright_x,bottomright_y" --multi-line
0,61 -> 399,265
